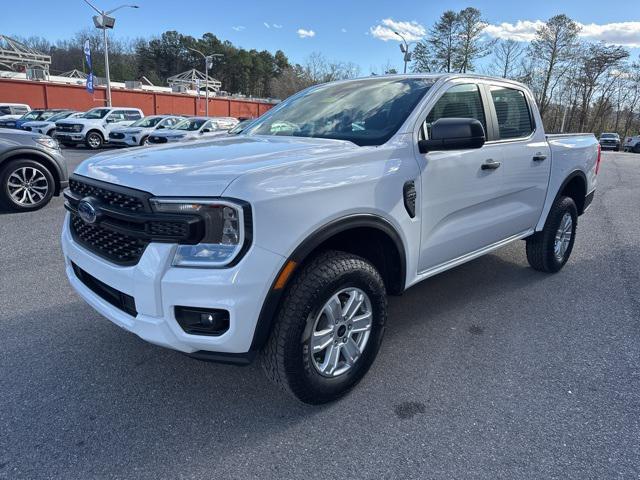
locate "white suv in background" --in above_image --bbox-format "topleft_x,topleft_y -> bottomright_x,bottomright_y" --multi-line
147,117 -> 238,144
108,115 -> 184,147
0,103 -> 31,122
623,134 -> 640,153
55,107 -> 144,149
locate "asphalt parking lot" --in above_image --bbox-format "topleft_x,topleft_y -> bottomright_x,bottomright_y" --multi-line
1,149 -> 639,479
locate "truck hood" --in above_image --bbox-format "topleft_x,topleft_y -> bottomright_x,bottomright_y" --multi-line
75,135 -> 359,196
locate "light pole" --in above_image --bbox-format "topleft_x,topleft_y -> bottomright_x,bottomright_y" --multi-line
83,0 -> 139,107
187,47 -> 223,117
393,31 -> 411,74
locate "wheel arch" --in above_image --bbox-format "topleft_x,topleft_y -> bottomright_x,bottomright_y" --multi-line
0,148 -> 64,195
557,170 -> 588,215
250,214 -> 407,351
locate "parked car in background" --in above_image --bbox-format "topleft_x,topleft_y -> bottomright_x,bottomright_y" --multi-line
227,118 -> 255,135
0,109 -> 69,130
623,134 -> 640,153
55,107 -> 144,150
108,115 -> 184,147
598,132 -> 621,151
22,111 -> 82,137
0,103 -> 31,122
147,116 -> 238,144
62,74 -> 599,404
0,128 -> 67,211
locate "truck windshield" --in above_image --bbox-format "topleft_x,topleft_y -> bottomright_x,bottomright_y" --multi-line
244,77 -> 434,146
46,111 -> 73,122
82,109 -> 110,119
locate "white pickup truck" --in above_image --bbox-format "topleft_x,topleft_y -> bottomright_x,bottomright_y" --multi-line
62,74 -> 599,404
55,107 -> 144,150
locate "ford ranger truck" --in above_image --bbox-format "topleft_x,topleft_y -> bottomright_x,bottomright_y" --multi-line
61,74 -> 599,404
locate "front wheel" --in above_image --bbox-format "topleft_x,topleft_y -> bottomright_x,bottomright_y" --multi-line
0,159 -> 55,212
85,131 -> 103,150
526,196 -> 578,273
140,135 -> 149,146
261,250 -> 387,404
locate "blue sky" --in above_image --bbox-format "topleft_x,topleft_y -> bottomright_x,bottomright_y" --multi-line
3,0 -> 640,73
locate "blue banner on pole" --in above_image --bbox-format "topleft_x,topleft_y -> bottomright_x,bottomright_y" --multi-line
86,72 -> 94,94
84,40 -> 92,70
84,40 -> 94,94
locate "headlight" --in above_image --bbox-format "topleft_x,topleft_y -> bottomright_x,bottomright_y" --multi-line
72,124 -> 83,132
34,136 -> 60,150
150,198 -> 248,268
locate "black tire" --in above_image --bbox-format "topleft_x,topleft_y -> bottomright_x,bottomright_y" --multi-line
526,196 -> 578,273
140,135 -> 149,146
0,159 -> 55,212
85,131 -> 104,150
261,250 -> 387,404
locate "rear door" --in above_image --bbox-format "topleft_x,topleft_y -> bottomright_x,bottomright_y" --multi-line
484,83 -> 551,235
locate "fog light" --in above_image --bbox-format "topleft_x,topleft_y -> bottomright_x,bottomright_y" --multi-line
174,306 -> 229,336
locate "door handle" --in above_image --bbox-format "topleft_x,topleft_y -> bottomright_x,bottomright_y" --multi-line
533,153 -> 547,161
481,159 -> 501,170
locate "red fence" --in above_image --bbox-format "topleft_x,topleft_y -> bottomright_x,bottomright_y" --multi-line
0,79 -> 275,118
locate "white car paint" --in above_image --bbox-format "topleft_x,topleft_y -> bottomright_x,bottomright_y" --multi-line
623,134 -> 640,152
22,112 -> 83,136
62,74 -> 598,356
107,115 -> 184,147
55,107 -> 144,146
147,117 -> 239,144
0,103 -> 31,122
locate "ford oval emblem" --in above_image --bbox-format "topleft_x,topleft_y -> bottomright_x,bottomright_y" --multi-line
78,198 -> 98,224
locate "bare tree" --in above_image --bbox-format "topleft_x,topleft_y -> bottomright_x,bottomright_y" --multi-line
529,14 -> 581,117
492,39 -> 525,78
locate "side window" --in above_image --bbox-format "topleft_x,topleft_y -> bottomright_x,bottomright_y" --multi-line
107,110 -> 126,122
14,106 -> 29,115
202,121 -> 213,131
423,84 -> 486,139
125,110 -> 142,121
489,86 -> 533,139
163,117 -> 178,127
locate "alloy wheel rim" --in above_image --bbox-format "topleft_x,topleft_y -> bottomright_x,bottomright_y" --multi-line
7,167 -> 49,206
88,134 -> 100,148
309,287 -> 373,378
554,212 -> 573,261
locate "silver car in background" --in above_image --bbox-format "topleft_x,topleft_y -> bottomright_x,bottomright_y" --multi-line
108,115 -> 184,147
147,116 -> 239,144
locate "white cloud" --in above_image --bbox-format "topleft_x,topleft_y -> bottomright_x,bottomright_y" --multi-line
272,24 -> 283,29
297,28 -> 316,38
485,20 -> 640,48
579,22 -> 640,48
263,22 -> 270,29
484,20 -> 545,42
231,25 -> 245,32
369,18 -> 426,42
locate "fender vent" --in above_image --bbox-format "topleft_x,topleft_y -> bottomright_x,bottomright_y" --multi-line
403,181 -> 416,218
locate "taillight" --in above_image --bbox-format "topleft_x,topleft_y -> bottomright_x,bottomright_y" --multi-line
595,143 -> 602,175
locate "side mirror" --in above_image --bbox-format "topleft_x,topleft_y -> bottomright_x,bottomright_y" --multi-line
201,128 -> 212,133
156,125 -> 164,129
418,118 -> 485,154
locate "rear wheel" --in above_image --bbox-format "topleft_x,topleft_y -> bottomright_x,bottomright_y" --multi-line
0,159 -> 55,212
85,131 -> 103,150
526,196 -> 577,273
261,250 -> 387,404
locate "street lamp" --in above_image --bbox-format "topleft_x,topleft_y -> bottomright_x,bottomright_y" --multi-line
83,0 -> 139,107
393,31 -> 412,74
187,47 -> 223,117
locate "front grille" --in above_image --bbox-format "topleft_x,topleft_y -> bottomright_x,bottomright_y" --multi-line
72,262 -> 137,316
65,175 -> 204,266
57,123 -> 82,133
109,132 -> 125,139
69,178 -> 146,212
71,215 -> 147,265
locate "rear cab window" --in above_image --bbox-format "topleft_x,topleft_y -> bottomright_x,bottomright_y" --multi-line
489,86 -> 534,140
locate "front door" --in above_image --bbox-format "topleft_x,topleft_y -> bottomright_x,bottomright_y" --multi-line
416,82 -> 512,273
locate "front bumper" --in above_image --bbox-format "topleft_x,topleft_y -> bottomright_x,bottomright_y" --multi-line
56,133 -> 86,143
109,134 -> 140,147
61,214 -> 285,356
